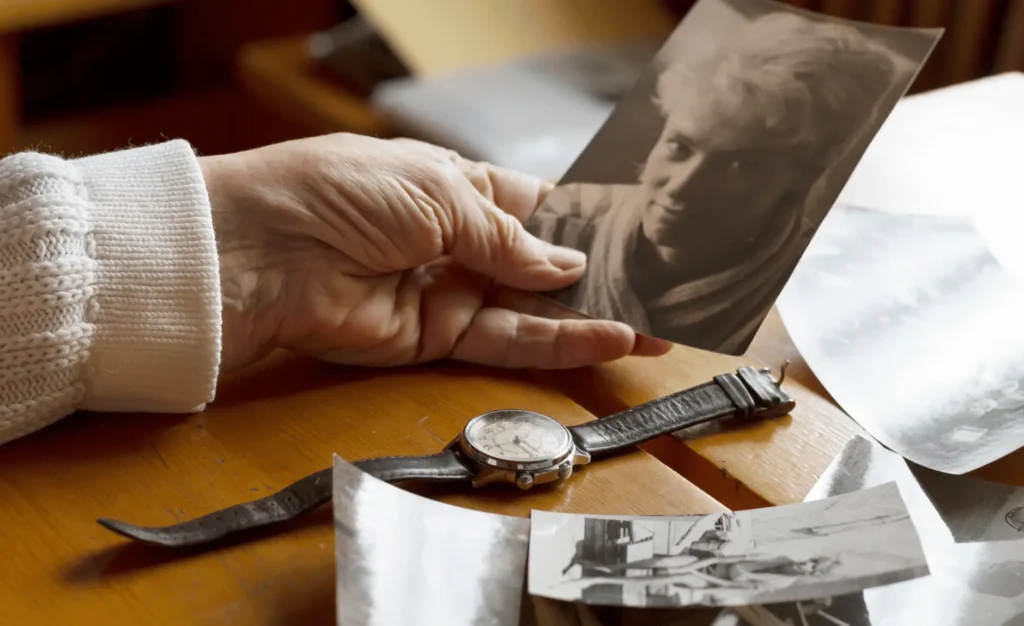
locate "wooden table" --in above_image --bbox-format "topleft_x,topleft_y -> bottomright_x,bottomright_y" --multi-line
0,355 -> 732,625
4,32 -> 1015,626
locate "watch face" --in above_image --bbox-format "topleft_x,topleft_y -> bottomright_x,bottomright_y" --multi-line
461,410 -> 573,469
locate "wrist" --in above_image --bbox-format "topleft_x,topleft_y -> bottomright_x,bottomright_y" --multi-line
198,154 -> 234,224
196,151 -> 283,373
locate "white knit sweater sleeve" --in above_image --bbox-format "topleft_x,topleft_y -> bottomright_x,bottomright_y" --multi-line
0,140 -> 222,445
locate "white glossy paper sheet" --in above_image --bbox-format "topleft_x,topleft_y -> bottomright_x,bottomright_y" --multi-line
332,455 -> 530,626
777,204 -> 1024,474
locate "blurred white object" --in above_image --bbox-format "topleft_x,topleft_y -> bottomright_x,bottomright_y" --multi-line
835,71 -> 1024,282
779,204 -> 1024,475
369,40 -> 661,181
837,71 -> 1024,219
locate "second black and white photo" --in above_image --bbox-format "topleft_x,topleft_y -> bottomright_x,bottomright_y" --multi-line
527,483 -> 928,610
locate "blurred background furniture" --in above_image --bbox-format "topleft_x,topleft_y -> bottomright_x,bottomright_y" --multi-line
233,0 -> 1024,181
0,0 -> 347,156
3,0 -> 1023,159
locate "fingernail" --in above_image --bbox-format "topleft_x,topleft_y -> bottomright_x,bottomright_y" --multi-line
546,245 -> 587,271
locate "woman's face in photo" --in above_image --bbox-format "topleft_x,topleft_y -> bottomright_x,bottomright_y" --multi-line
636,104 -> 807,249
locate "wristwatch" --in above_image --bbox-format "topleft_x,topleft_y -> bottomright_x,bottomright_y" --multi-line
97,365 -> 793,548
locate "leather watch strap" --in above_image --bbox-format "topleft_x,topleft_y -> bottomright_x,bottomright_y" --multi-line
95,366 -> 792,549
353,450 -> 476,484
96,450 -> 474,548
568,366 -> 794,456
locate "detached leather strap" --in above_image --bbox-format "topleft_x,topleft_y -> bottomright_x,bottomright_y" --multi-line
97,450 -> 474,548
568,367 -> 794,456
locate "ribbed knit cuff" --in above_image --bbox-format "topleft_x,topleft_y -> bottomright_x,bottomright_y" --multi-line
73,140 -> 222,413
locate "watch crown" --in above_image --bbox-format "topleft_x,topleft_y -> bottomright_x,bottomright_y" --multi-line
515,472 -> 534,490
557,464 -> 572,481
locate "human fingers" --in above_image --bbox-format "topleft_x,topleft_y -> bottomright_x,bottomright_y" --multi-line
630,334 -> 674,357
447,307 -> 641,369
388,137 -> 555,221
441,178 -> 589,292
456,157 -> 555,222
486,287 -> 674,358
379,137 -> 577,291
485,285 -> 590,320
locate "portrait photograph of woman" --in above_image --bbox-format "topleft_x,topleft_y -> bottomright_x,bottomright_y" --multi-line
525,0 -> 941,354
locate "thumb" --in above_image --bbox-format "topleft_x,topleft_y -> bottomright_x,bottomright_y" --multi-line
446,183 -> 588,291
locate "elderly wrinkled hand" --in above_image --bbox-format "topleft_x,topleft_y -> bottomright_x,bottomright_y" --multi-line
199,133 -> 671,372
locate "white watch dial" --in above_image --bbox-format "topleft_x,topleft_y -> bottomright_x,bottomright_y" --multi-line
463,410 -> 572,467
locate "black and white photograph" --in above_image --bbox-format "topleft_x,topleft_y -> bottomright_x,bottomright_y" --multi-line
776,204 -> 1024,474
524,0 -> 941,354
723,435 -> 1024,626
526,483 -> 927,610
332,454 -> 530,626
909,463 -> 1024,545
